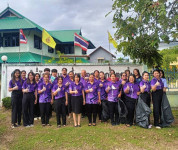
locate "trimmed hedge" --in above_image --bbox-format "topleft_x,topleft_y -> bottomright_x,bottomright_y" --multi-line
2,97 -> 11,109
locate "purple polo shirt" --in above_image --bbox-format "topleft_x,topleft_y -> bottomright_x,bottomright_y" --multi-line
9,79 -> 22,90
69,82 -> 84,96
151,77 -> 164,90
62,75 -> 70,91
85,82 -> 99,104
80,76 -> 88,87
38,82 -> 52,103
94,78 -> 100,84
52,84 -> 66,99
22,81 -> 37,93
21,77 -> 27,85
105,81 -> 121,102
66,79 -> 74,93
124,82 -> 140,99
98,79 -> 108,100
140,80 -> 151,93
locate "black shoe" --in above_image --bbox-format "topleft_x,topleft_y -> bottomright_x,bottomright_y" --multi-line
111,123 -> 116,126
11,124 -> 18,128
78,124 -> 81,127
116,122 -> 120,125
88,123 -> 92,126
74,125 -> 78,127
57,125 -> 61,128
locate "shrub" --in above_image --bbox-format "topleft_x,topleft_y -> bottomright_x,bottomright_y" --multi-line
2,97 -> 11,109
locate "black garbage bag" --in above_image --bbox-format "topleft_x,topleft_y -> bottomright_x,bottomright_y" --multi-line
136,96 -> 151,128
118,98 -> 128,124
161,93 -> 174,127
101,100 -> 110,121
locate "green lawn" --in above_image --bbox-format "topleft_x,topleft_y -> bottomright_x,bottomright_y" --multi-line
0,108 -> 178,150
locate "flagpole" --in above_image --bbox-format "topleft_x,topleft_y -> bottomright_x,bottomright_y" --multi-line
41,30 -> 43,64
19,29 -> 20,64
108,31 -> 111,52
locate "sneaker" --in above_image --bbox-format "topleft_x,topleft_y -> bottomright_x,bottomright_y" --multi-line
11,124 -> 18,128
25,125 -> 30,128
30,124 -> 34,127
38,117 -> 41,120
155,126 -> 161,129
111,123 -> 116,126
57,125 -> 61,128
42,124 -> 46,127
63,125 -> 66,127
148,124 -> 152,129
34,118 -> 38,121
46,124 -> 51,126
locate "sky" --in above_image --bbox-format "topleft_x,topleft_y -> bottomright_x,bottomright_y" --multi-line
0,0 -> 127,59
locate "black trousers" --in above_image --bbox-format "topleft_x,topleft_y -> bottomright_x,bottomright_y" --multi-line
140,92 -> 151,124
86,104 -> 98,123
82,93 -> 86,117
34,95 -> 40,118
152,90 -> 163,126
98,103 -> 102,121
39,103 -> 51,124
54,97 -> 66,125
68,93 -> 72,114
108,101 -> 119,124
11,90 -> 23,125
125,96 -> 137,125
22,93 -> 35,126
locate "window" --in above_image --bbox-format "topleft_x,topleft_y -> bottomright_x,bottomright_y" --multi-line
34,35 -> 42,49
58,45 -> 74,54
3,32 -> 19,47
0,36 -> 2,47
48,46 -> 54,53
97,58 -> 104,63
82,50 -> 86,55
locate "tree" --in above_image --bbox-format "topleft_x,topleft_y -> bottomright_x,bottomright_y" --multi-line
117,57 -> 124,63
159,46 -> 178,70
108,0 -> 177,67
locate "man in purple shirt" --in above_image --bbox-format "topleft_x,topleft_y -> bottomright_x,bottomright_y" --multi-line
21,70 -> 27,85
39,68 -> 51,83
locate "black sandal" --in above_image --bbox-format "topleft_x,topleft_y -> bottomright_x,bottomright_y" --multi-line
88,123 -> 92,126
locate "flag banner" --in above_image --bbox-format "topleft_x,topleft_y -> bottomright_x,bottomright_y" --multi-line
20,29 -> 27,44
74,33 -> 89,51
108,31 -> 118,48
42,29 -> 56,49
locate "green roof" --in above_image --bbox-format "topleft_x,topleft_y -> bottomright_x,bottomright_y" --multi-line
0,7 -> 95,48
0,52 -> 89,63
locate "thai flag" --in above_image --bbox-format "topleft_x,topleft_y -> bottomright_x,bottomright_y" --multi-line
74,33 -> 89,51
20,29 -> 27,44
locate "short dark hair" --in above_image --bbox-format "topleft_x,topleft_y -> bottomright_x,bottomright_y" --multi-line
94,70 -> 99,74
57,76 -> 63,82
125,69 -> 130,74
35,73 -> 41,78
110,73 -> 116,77
44,68 -> 50,72
153,69 -> 160,74
21,70 -> 26,74
74,73 -> 81,81
51,69 -> 57,73
142,71 -> 149,77
62,68 -> 67,72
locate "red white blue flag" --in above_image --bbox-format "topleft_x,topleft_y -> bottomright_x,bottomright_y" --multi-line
20,29 -> 27,44
74,33 -> 89,51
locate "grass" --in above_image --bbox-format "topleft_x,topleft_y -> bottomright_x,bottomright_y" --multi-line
0,108 -> 178,150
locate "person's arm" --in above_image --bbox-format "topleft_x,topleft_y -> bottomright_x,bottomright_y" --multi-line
82,90 -> 85,105
65,92 -> 68,106
105,85 -> 110,93
124,85 -> 130,94
38,85 -> 45,94
151,80 -> 160,92
85,89 -> 90,93
118,91 -> 121,98
98,91 -> 101,104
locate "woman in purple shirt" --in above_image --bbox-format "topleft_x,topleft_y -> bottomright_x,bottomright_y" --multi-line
140,71 -> 152,128
22,72 -> 37,127
67,71 -> 74,118
98,71 -> 108,122
34,73 -> 41,120
151,69 -> 164,129
85,74 -> 100,126
52,76 -> 68,128
9,69 -> 23,128
124,74 -> 140,127
38,73 -> 53,126
105,73 -> 121,126
69,74 -> 85,127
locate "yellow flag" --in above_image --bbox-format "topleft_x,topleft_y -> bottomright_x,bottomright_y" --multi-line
108,31 -> 118,48
42,29 -> 56,49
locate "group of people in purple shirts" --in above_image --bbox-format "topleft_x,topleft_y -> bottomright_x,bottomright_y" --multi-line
8,67 -> 167,129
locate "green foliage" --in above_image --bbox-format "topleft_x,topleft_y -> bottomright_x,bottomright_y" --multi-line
109,0 -> 177,67
117,57 -> 124,63
159,46 -> 178,70
2,97 -> 11,109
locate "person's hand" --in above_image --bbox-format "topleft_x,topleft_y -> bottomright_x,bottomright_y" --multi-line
85,77 -> 89,80
13,85 -> 18,90
122,80 -> 126,85
155,81 -> 160,86
99,83 -> 103,87
126,85 -> 130,91
51,99 -> 54,105
65,101 -> 68,106
56,87 -> 61,92
89,88 -> 93,92
142,83 -> 146,89
65,82 -> 69,86
83,100 -> 86,105
42,86 -> 46,92
98,100 -> 101,105
74,90 -> 78,94
107,86 -> 110,91
24,88 -> 29,93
